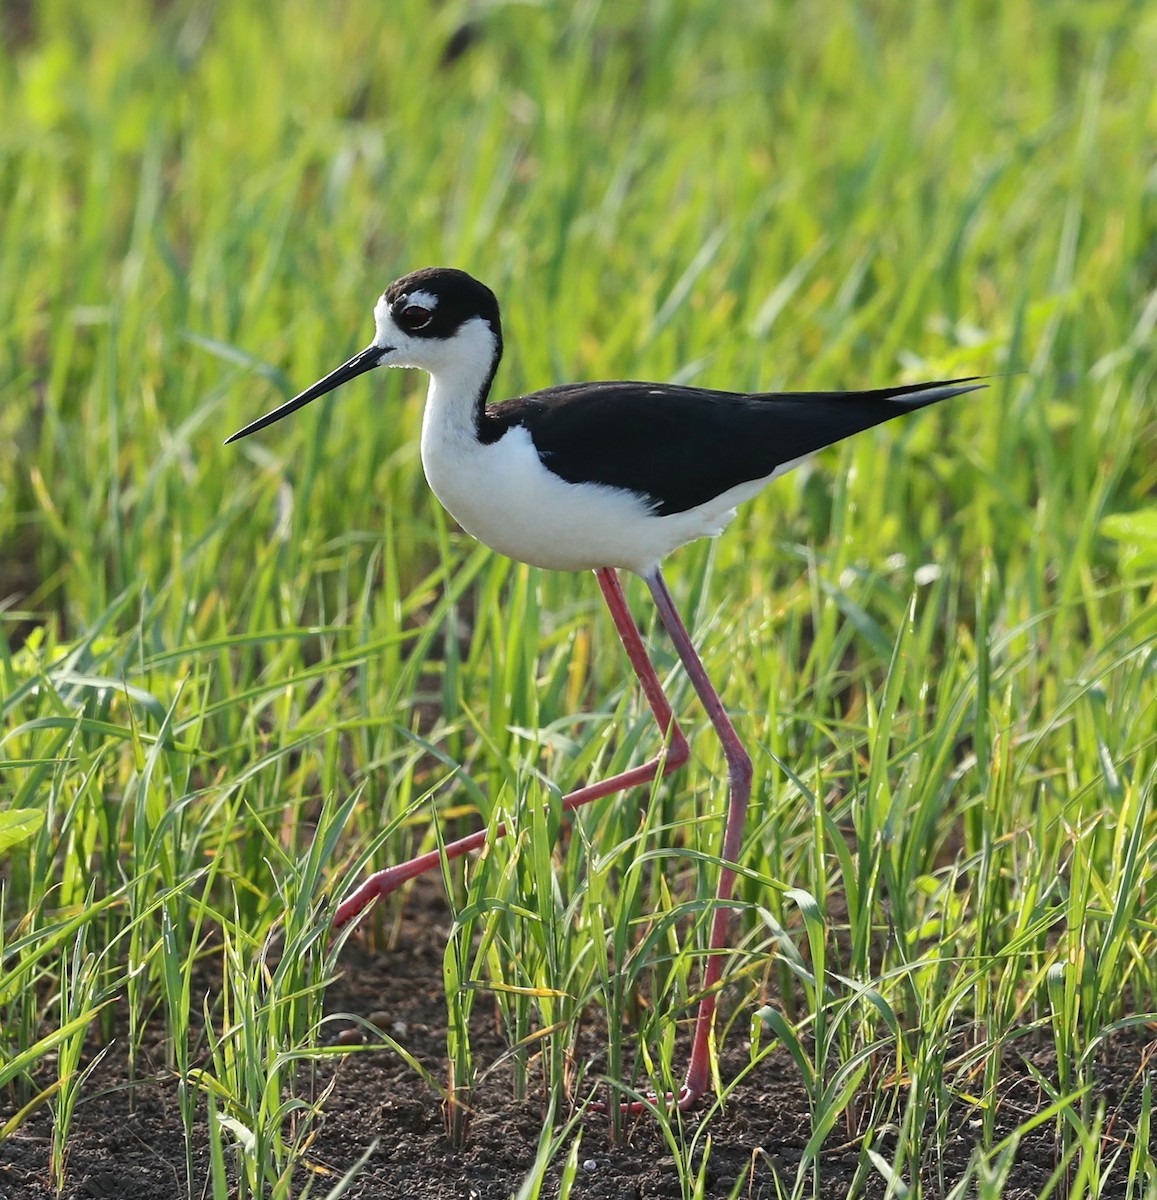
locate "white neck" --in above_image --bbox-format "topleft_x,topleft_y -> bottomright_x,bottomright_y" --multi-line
417,317 -> 500,448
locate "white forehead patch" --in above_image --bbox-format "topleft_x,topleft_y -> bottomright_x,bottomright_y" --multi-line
404,290 -> 438,310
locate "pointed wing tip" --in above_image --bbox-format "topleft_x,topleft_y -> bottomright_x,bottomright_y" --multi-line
900,376 -> 989,406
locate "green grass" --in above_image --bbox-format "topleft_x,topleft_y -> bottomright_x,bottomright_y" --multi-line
2,0 -> 1156,1196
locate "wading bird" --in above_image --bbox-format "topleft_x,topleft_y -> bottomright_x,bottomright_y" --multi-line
227,267 -> 981,1109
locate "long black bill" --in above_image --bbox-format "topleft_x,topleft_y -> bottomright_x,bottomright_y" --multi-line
224,344 -> 387,444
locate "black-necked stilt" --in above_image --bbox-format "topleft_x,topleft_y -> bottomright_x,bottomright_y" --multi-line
227,267 -> 982,1109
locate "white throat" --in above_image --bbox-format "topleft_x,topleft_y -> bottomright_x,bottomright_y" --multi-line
416,317 -> 511,550
417,317 -> 500,449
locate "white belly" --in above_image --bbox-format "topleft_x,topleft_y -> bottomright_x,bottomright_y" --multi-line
420,422 -> 745,574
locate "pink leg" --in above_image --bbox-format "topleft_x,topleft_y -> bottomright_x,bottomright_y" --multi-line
333,567 -> 689,927
641,566 -> 752,1111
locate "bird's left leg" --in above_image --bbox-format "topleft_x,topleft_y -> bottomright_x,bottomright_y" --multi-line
333,567 -> 689,928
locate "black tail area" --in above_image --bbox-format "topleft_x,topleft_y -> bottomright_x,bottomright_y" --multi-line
828,375 -> 986,407
751,376 -> 986,466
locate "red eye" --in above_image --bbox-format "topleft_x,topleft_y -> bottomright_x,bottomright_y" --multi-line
402,304 -> 433,329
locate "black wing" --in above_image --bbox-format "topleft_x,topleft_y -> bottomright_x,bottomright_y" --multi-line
482,378 -> 982,516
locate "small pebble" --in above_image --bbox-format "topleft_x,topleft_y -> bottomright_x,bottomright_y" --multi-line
582,1159 -> 597,1173
368,1010 -> 392,1028
393,1019 -> 409,1036
336,1028 -> 364,1046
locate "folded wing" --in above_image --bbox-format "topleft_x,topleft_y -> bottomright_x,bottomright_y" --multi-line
485,378 -> 982,516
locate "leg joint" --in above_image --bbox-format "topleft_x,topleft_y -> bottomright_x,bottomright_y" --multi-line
728,744 -> 753,790
663,727 -> 691,772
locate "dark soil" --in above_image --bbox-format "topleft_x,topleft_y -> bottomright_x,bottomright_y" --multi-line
1,882 -> 1153,1200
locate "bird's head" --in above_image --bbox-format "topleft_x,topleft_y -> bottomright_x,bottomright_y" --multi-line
226,267 -> 502,444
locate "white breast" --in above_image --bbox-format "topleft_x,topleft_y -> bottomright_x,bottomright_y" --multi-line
420,399 -> 750,573
421,420 -> 655,571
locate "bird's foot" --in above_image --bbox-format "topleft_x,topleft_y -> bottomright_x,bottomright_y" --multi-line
590,1082 -> 701,1115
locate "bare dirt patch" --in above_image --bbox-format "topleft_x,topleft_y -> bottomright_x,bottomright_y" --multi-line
2,883 -> 1152,1199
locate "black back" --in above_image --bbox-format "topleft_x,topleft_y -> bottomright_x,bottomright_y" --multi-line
482,379 -> 979,516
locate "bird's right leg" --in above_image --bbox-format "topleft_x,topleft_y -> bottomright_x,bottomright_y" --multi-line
332,567 -> 689,927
